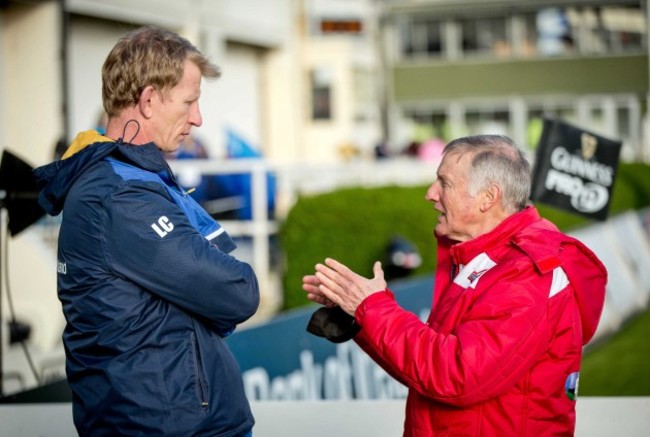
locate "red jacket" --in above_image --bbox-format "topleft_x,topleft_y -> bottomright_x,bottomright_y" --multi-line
354,207 -> 606,436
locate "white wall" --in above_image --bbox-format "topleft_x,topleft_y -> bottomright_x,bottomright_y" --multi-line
68,16 -> 132,138
0,2 -> 62,165
66,13 -> 274,159
0,9 -> 6,151
303,39 -> 359,162
263,28 -> 303,163
67,0 -> 291,47
1,398 -> 648,437
214,42 -> 264,157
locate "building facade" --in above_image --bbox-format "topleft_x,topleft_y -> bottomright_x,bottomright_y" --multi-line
379,0 -> 649,162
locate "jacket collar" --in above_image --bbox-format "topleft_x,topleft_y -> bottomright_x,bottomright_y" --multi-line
63,130 -> 167,173
447,206 -> 541,265
34,130 -> 168,215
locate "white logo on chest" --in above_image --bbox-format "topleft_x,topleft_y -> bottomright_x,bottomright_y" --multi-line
151,216 -> 174,238
453,252 -> 496,289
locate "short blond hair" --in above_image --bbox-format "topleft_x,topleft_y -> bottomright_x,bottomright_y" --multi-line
102,26 -> 220,116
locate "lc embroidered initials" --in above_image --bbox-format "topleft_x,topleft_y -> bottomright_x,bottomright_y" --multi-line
151,216 -> 174,237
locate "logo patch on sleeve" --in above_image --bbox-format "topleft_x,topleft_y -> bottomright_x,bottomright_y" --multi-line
565,372 -> 580,400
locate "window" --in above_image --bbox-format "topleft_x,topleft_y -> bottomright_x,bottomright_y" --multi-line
397,4 -> 645,61
460,16 -> 509,58
465,108 -> 511,136
401,17 -> 443,58
536,8 -> 574,56
599,6 -> 645,53
527,106 -> 576,150
352,68 -> 376,122
310,68 -> 333,120
539,6 -> 645,56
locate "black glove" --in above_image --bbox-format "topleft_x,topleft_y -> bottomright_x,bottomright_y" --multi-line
306,306 -> 361,343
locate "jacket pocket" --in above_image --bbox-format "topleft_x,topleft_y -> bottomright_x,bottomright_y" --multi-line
190,331 -> 209,409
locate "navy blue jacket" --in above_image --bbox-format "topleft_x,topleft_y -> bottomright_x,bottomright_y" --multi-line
34,131 -> 259,436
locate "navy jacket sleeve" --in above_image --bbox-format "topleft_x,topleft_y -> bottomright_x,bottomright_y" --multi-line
100,180 -> 260,334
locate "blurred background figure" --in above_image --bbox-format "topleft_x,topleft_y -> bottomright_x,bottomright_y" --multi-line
383,235 -> 422,281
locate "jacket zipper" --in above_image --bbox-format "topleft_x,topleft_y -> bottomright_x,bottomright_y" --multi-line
162,163 -> 190,196
191,332 -> 209,409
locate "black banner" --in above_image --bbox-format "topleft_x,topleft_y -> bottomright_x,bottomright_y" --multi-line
530,117 -> 622,221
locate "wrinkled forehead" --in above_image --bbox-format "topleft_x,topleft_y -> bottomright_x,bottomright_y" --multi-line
441,148 -> 476,169
438,150 -> 474,182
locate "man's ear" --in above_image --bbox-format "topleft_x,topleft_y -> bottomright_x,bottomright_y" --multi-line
480,183 -> 501,212
138,86 -> 156,118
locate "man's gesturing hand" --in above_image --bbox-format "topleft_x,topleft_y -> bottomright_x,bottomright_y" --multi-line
302,274 -> 337,307
314,258 -> 387,316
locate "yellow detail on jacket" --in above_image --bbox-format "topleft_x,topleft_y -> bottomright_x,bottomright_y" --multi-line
62,130 -> 114,160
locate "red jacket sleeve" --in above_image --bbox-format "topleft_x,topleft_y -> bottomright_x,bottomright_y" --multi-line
354,266 -> 553,407
353,291 -> 413,387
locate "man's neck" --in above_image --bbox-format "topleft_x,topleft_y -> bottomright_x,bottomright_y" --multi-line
105,110 -> 150,145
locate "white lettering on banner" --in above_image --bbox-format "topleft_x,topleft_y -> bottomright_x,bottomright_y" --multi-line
545,169 -> 609,213
151,216 -> 174,238
550,147 -> 613,186
243,342 -> 409,401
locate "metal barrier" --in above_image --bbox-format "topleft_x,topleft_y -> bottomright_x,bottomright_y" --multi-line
169,158 -> 279,314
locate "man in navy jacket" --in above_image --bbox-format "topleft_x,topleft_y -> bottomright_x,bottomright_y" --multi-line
34,27 -> 259,436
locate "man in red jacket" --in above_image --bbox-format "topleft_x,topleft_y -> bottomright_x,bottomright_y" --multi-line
303,134 -> 607,436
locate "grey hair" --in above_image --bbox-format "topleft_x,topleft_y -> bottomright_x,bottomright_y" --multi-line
443,135 -> 531,212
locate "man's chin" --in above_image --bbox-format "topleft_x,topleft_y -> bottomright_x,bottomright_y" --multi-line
160,143 -> 181,153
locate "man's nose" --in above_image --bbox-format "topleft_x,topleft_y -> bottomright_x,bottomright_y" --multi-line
425,181 -> 439,202
189,104 -> 203,127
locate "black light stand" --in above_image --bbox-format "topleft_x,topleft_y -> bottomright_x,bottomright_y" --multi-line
0,150 -> 46,397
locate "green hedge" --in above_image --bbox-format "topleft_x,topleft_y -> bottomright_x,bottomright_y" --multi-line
580,308 -> 650,396
279,162 -> 650,310
279,185 -> 438,309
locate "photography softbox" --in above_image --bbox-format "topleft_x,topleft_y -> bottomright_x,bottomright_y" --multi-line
0,149 -> 46,396
0,150 -> 46,236
530,117 -> 622,221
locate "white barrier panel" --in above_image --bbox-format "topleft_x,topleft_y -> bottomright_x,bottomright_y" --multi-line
0,398 -> 648,437
569,225 -> 627,340
606,211 -> 650,305
569,210 -> 650,343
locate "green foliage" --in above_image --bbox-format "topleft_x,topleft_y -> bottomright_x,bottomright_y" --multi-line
613,162 -> 650,210
580,309 -> 650,395
279,185 -> 439,309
